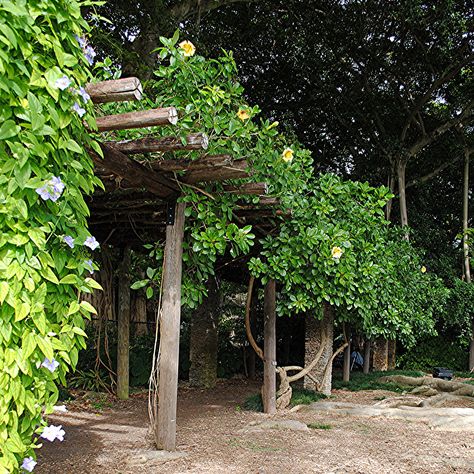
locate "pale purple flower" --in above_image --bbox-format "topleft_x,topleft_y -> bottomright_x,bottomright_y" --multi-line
21,457 -> 37,472
41,358 -> 59,373
84,236 -> 99,250
53,405 -> 68,413
84,259 -> 94,274
74,34 -> 87,49
84,45 -> 96,65
63,235 -> 75,248
35,176 -> 65,202
55,76 -> 71,91
77,86 -> 90,103
35,186 -> 53,201
40,424 -> 65,442
72,102 -> 86,117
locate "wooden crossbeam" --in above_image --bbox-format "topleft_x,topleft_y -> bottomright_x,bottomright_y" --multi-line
183,160 -> 249,184
149,154 -> 233,173
86,78 -> 142,104
96,107 -> 178,132
107,133 -> 209,154
90,143 -> 179,199
223,182 -> 268,195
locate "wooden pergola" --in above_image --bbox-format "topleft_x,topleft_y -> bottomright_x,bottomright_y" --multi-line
85,78 -> 280,451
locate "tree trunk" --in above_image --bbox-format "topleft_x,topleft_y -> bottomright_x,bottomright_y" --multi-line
387,340 -> 397,370
463,148 -> 473,370
343,326 -> 351,382
262,280 -> 276,414
133,292 -> 148,337
363,340 -> 371,374
372,338 -> 389,372
117,246 -> 131,400
189,278 -> 220,388
304,303 -> 334,396
397,158 -> 409,230
385,166 -> 396,221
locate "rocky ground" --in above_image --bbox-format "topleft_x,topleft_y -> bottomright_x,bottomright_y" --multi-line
36,378 -> 474,474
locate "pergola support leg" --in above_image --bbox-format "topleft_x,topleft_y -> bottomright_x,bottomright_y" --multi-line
262,279 -> 276,414
155,202 -> 185,451
117,246 -> 131,400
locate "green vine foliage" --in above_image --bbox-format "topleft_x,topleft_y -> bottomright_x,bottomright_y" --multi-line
0,1 -> 102,471
249,176 -> 447,346
112,33 -> 313,308
117,33 -> 444,344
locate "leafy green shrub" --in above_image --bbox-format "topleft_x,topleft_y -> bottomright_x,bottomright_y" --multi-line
397,336 -> 468,371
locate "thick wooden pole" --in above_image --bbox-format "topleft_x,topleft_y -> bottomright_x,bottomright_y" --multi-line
117,246 -> 131,400
155,202 -> 185,451
262,279 -> 276,414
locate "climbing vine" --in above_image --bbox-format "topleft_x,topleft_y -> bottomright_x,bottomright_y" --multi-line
0,1 -> 101,471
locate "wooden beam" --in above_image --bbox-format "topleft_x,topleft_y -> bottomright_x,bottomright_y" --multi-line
263,279 -> 276,414
90,143 -> 178,198
223,182 -> 268,195
149,154 -> 234,173
95,107 -> 178,132
117,246 -> 131,400
86,78 -> 142,104
156,202 -> 186,451
107,133 -> 209,154
183,160 -> 249,184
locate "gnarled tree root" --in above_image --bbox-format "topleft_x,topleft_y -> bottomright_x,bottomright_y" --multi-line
379,375 -> 474,397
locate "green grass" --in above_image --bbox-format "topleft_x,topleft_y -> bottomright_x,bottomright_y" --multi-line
454,371 -> 474,379
243,388 -> 327,412
332,369 -> 425,392
308,423 -> 332,430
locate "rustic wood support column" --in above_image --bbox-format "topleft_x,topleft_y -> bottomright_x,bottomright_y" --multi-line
363,340 -> 371,374
155,202 -> 185,451
117,246 -> 131,400
262,279 -> 276,414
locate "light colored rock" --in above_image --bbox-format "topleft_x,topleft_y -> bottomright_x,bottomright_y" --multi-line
127,449 -> 188,466
302,401 -> 474,431
238,419 -> 309,433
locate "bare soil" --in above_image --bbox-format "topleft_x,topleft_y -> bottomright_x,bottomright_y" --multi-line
36,378 -> 474,474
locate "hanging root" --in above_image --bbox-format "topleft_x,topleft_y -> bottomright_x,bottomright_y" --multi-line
245,276 -> 264,361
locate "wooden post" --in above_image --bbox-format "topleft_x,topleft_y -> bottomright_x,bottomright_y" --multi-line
117,246 -> 131,400
155,202 -> 185,451
262,279 -> 276,414
363,340 -> 371,374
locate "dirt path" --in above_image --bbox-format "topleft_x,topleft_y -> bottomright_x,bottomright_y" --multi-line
36,379 -> 474,474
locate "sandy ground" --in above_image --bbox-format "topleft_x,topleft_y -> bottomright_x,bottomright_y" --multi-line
35,379 -> 474,474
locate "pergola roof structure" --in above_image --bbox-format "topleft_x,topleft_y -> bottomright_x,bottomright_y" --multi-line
85,78 -> 283,247
85,77 -> 280,450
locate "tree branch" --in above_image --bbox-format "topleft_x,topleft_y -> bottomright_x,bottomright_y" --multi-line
405,154 -> 463,189
171,0 -> 258,21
